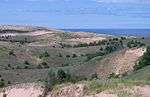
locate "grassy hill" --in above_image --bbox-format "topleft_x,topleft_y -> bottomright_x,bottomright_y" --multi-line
0,25 -> 150,89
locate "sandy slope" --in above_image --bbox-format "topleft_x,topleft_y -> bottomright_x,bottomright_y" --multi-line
114,47 -> 146,75
0,83 -> 45,97
0,83 -> 119,97
0,83 -> 150,97
97,47 -> 146,78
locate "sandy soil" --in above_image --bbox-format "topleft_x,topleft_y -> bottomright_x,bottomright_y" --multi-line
114,47 -> 146,75
0,83 -> 45,97
47,84 -> 85,97
0,83 -> 150,97
135,86 -> 150,97
97,47 -> 146,78
67,37 -> 106,44
0,25 -> 38,31
0,30 -> 55,37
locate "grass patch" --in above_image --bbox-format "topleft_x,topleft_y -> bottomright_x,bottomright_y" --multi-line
86,79 -> 150,93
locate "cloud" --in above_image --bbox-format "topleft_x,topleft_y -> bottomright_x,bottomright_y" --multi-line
0,0 -> 71,2
1,0 -> 150,3
93,0 -> 150,3
25,0 -> 70,2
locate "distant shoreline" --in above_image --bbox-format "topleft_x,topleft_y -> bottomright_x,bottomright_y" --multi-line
62,29 -> 150,37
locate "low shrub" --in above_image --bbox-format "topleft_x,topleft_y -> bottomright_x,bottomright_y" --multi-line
39,51 -> 50,59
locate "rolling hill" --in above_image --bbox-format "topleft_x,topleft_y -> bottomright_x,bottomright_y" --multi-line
0,25 -> 150,97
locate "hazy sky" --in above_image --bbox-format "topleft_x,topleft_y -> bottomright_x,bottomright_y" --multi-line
0,0 -> 150,28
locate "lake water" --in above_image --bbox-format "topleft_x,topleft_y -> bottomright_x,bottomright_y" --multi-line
62,29 -> 150,37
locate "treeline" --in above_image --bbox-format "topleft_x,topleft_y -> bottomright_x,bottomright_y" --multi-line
85,41 -> 124,61
73,38 -> 124,48
60,37 -> 125,48
127,40 -> 145,48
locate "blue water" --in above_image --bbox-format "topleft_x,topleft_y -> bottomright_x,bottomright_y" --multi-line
62,29 -> 150,37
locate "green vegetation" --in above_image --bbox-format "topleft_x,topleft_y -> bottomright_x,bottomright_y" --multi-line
127,40 -> 145,48
39,51 -> 50,59
66,55 -> 70,58
134,46 -> 150,70
87,79 -> 150,93
41,62 -> 49,68
0,28 -> 149,88
125,65 -> 150,80
47,68 -> 88,88
0,78 -> 6,88
85,43 -> 123,61
121,37 -> 127,40
58,53 -> 62,57
90,73 -> 98,80
86,51 -> 104,61
60,37 -> 126,48
0,80 -> 5,87
8,50 -> 15,56
105,45 -> 121,54
108,73 -> 119,79
72,54 -> 77,58
24,61 -> 30,65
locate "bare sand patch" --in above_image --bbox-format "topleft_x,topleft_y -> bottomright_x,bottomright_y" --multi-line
67,37 -> 106,44
0,30 -> 55,37
0,83 -> 150,97
114,47 -> 146,75
97,47 -> 146,78
0,83 -> 45,97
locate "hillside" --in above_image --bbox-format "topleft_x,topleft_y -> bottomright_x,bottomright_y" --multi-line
0,25 -> 108,45
0,81 -> 150,97
125,65 -> 150,80
0,25 -> 150,97
96,47 -> 146,78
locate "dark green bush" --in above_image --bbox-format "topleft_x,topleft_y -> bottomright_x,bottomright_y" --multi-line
57,69 -> 67,83
47,69 -> 88,87
91,73 -> 99,80
72,54 -> 77,58
39,51 -> 50,59
58,53 -> 62,57
121,37 -> 126,40
41,62 -> 49,68
0,80 -> 5,87
37,65 -> 43,69
66,55 -> 70,58
127,40 -> 145,48
86,51 -> 104,61
9,50 -> 15,56
24,61 -> 30,65
8,81 -> 11,84
62,63 -> 69,67
24,65 -> 29,69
